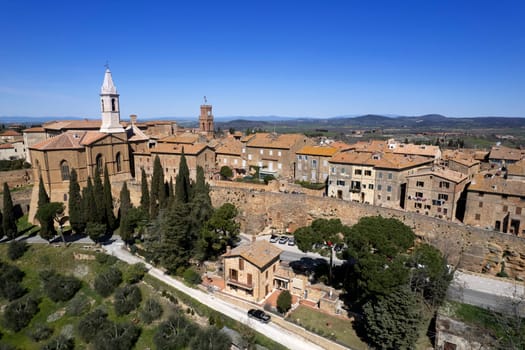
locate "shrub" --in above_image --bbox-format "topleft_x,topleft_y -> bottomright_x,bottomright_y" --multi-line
0,261 -> 26,301
92,322 -> 140,350
140,298 -> 163,324
4,295 -> 40,332
124,263 -> 147,284
29,324 -> 53,342
114,285 -> 142,316
77,309 -> 110,343
220,166 -> 233,179
40,270 -> 81,302
41,335 -> 74,350
0,343 -> 16,350
276,290 -> 292,314
94,267 -> 122,297
7,240 -> 28,261
65,293 -> 90,316
95,252 -> 118,265
154,315 -> 198,350
183,268 -> 202,285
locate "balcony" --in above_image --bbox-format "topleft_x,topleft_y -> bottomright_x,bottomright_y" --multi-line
226,278 -> 253,291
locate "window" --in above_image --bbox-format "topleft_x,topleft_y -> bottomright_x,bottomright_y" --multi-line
60,160 -> 70,181
503,205 -> 508,212
364,170 -> 372,176
265,271 -> 268,279
415,192 -> 423,198
387,196 -> 391,201
378,172 -> 383,178
116,152 -> 122,172
517,207 -> 522,215
443,208 -> 448,215
273,265 -> 276,272
223,158 -> 227,164
438,194 -> 449,201
63,194 -> 68,201
479,192 -> 484,197
387,185 -> 392,192
247,274 -> 252,286
111,98 -> 116,112
378,194 -> 381,200
96,154 -> 103,173
298,155 -> 302,160
312,159 -> 317,169
331,167 -> 336,174
337,180 -> 345,186
388,173 -> 393,179
101,99 -> 104,112
248,154 -> 252,160
229,269 -> 238,281
416,181 -> 425,187
368,184 -> 374,189
340,168 -> 346,174
239,259 -> 244,271
278,163 -> 282,169
362,184 -> 366,189
242,148 -> 246,153
414,203 -> 422,209
377,184 -> 382,191
351,181 -> 361,189
234,159 -> 238,165
278,151 -> 282,156
269,150 -> 273,156
475,213 -> 481,220
260,149 -> 264,155
424,205 -> 431,210
502,195 -> 508,199
355,169 -> 362,175
323,160 -> 328,166
479,202 -> 483,208
439,181 -> 450,188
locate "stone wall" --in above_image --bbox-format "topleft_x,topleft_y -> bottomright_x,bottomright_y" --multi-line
210,186 -> 525,279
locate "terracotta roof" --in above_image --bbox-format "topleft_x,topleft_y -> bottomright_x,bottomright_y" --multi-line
346,140 -> 387,153
469,173 -> 525,196
152,142 -> 208,155
159,134 -> 200,144
216,139 -> 242,156
474,151 -> 489,161
43,119 -> 102,131
406,167 -> 468,183
246,133 -> 306,150
126,124 -> 149,142
0,143 -> 14,149
240,134 -> 257,143
330,151 -> 432,170
0,130 -> 22,136
81,131 -> 108,145
328,141 -> 351,150
391,143 -> 441,158
448,157 -> 480,167
507,159 -> 525,177
489,146 -> 525,161
329,151 -> 372,165
223,241 -> 282,269
29,130 -> 110,150
22,127 -> 45,133
297,145 -> 338,157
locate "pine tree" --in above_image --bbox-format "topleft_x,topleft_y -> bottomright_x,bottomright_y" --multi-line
93,170 -> 105,224
38,175 -> 49,207
103,165 -> 116,231
68,168 -> 85,234
150,156 -> 164,218
119,182 -> 133,245
140,168 -> 150,218
2,182 -> 17,239
175,150 -> 190,204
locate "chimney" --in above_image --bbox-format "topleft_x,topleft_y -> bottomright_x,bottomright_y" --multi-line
226,246 -> 231,254
130,114 -> 137,125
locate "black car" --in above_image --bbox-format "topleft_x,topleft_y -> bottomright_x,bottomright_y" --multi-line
247,309 -> 271,323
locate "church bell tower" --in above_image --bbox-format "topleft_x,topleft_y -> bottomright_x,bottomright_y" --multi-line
199,97 -> 214,138
99,68 -> 125,133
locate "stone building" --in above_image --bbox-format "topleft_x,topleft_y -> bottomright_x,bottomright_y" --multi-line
198,104 -> 215,138
215,138 -> 243,176
222,240 -> 282,303
405,167 -> 468,220
295,145 -> 338,183
22,127 -> 46,163
488,145 -> 525,167
463,172 -> 525,235
0,130 -> 25,161
28,68 -> 137,222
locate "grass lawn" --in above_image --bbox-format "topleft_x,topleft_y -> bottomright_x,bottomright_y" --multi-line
287,305 -> 369,350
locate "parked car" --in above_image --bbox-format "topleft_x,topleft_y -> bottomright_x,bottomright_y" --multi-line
269,235 -> 279,243
288,237 -> 295,246
248,309 -> 271,323
278,236 -> 288,244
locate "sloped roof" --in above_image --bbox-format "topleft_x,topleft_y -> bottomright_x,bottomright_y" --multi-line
329,151 -> 432,170
126,124 -> 149,142
406,167 -> 468,183
507,159 -> 525,177
346,140 -> 387,153
152,142 -> 208,155
297,145 -> 338,157
22,127 -> 45,133
159,134 -> 200,144
30,130 -> 109,150
489,146 -> 525,161
391,143 -> 440,158
246,133 -> 306,150
223,241 -> 282,269
469,173 -> 525,196
0,130 -> 22,136
43,120 -> 102,131
216,139 -> 242,156
0,143 -> 14,149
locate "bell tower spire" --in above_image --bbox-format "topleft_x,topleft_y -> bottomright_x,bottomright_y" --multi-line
99,67 -> 125,133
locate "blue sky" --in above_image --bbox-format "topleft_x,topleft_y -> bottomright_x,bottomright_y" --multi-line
1,0 -> 524,119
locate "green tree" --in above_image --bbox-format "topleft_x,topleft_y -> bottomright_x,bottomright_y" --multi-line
68,168 -> 85,234
175,150 -> 190,204
41,335 -> 74,350
197,203 -> 240,261
93,170 -> 105,224
220,165 -> 233,179
82,177 -> 97,224
277,290 -> 292,314
77,309 -> 111,343
86,222 -> 106,244
150,155 -> 164,218
154,314 -> 198,350
103,165 -> 116,231
38,175 -> 49,207
114,284 -> 142,316
0,210 -> 3,238
0,261 -> 26,300
92,322 -> 140,350
140,168 -> 150,218
2,182 -> 17,239
35,202 -> 64,242
40,270 -> 81,302
140,298 -> 163,324
362,286 -> 423,350
119,182 -> 133,245
189,327 -> 231,350
3,295 -> 39,332
157,202 -> 193,272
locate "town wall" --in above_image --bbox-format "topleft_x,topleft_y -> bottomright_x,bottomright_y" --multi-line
210,186 -> 525,279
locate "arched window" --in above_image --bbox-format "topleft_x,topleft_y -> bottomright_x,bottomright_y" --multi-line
101,99 -> 104,112
60,160 -> 70,181
96,154 -> 103,174
116,152 -> 122,172
111,98 -> 116,112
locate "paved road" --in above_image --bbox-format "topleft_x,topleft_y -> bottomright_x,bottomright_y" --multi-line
447,270 -> 525,316
103,240 -> 326,350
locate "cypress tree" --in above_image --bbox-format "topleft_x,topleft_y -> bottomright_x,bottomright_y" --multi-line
175,150 -> 190,204
82,177 -> 97,224
38,175 -> 49,207
159,202 -> 193,272
140,168 -> 150,218
68,169 -> 85,234
119,182 -> 133,244
168,178 -> 174,207
150,156 -> 164,218
103,165 -> 116,231
190,166 -> 213,235
0,210 -> 3,238
2,182 -> 17,239
93,169 -> 105,224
